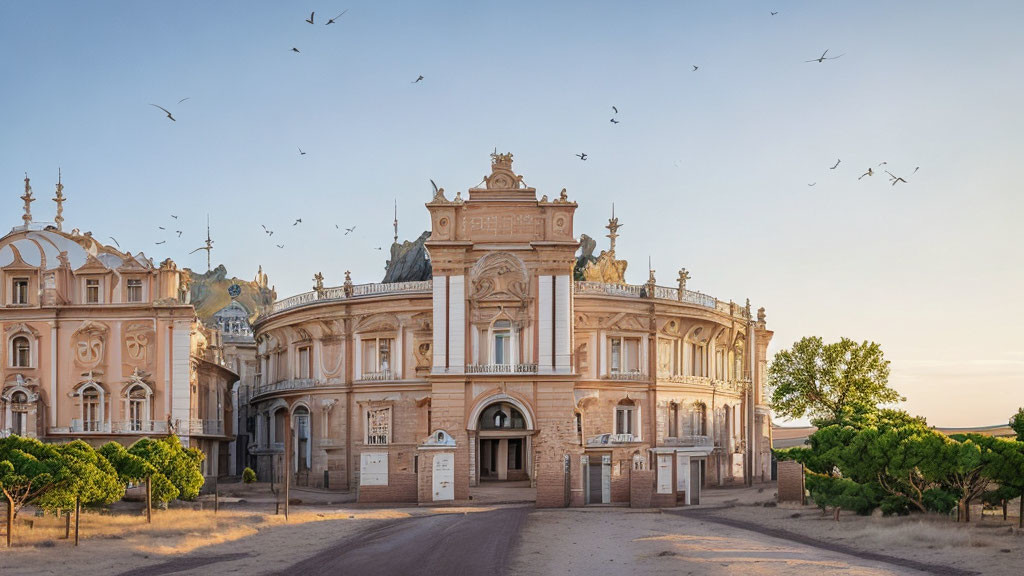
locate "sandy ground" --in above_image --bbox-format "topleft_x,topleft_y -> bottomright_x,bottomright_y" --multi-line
512,508 -> 927,576
687,484 -> 1023,576
4,483 -> 1021,575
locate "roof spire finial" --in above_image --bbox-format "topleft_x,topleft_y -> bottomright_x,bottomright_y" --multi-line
21,173 -> 35,226
606,203 -> 622,256
393,198 -> 398,244
53,168 -> 65,231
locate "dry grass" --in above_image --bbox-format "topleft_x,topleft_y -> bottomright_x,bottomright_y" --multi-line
1,506 -> 412,554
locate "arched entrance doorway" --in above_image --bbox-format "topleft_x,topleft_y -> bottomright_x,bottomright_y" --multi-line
477,402 -> 530,482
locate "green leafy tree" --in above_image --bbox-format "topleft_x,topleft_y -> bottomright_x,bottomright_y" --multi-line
127,435 -> 204,504
1010,408 -> 1024,441
0,436 -> 69,546
767,337 -> 902,425
976,434 -> 1024,527
36,440 -> 124,513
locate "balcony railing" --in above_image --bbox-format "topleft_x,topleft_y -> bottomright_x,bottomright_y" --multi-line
601,370 -> 647,381
573,281 -> 745,317
466,363 -> 539,374
357,370 -> 394,382
251,378 -> 318,399
264,280 -> 433,318
69,419 -> 111,433
190,419 -> 224,435
112,420 -> 168,434
663,435 -> 712,447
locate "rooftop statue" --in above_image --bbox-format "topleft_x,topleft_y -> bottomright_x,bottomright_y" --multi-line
383,230 -> 432,283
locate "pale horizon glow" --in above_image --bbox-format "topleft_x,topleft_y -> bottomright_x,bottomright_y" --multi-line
1,1 -> 1021,427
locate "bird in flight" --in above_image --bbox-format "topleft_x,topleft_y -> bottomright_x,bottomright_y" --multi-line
771,11 -> 778,16
858,167 -> 874,180
612,106 -> 618,114
912,166 -> 920,175
158,226 -> 166,230
344,226 -> 356,235
374,247 -> 383,251
292,47 -> 301,53
177,97 -> 190,104
576,153 -> 588,161
877,161 -> 887,166
176,230 -> 182,237
170,214 -> 178,219
610,118 -> 619,124
261,224 -> 274,236
886,170 -> 907,186
305,11 -> 315,24
807,182 -> 816,187
298,147 -> 307,156
692,65 -> 699,71
155,240 -> 166,245
805,49 -> 844,63
830,159 -> 841,170
326,9 -> 348,25
293,218 -> 302,226
412,75 -> 424,83
149,104 -> 175,121
276,244 -> 285,249
108,237 -> 120,248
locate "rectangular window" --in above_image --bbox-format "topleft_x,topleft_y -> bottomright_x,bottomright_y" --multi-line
361,337 -> 393,378
366,407 -> 391,445
12,278 -> 29,304
126,279 -> 143,303
494,332 -> 510,364
297,346 -> 311,379
609,337 -> 641,374
691,344 -> 706,376
716,350 -> 726,379
615,405 -> 635,436
85,279 -> 100,303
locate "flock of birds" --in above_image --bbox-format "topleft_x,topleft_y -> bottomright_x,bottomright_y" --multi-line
138,8 -> 920,265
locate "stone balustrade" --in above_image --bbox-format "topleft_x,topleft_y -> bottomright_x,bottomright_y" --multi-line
466,363 -> 539,374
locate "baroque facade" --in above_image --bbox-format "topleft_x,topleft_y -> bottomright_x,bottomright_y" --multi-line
0,175 -> 237,477
248,153 -> 774,506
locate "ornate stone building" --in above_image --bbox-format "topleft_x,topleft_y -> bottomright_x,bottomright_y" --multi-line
0,175 -> 237,477
249,152 -> 774,506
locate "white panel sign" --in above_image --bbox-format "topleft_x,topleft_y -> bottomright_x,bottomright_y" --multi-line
360,452 -> 388,486
433,453 -> 455,501
657,454 -> 673,494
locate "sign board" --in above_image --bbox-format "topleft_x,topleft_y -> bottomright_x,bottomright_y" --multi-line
433,453 -> 454,501
360,452 -> 388,486
656,454 -> 673,494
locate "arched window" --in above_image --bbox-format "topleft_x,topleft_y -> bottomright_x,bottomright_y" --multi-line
10,391 -> 28,436
492,320 -> 512,365
82,386 -> 102,432
480,402 -> 526,430
12,336 -> 31,368
127,385 -> 148,431
693,402 -> 707,436
294,406 -> 311,471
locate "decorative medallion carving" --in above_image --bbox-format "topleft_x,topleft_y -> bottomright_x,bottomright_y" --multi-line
124,322 -> 154,366
73,321 -> 107,368
470,252 -> 529,302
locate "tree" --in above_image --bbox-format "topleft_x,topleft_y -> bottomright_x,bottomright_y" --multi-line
36,440 -> 124,513
127,435 -> 204,504
1010,408 -> 1024,441
767,336 -> 902,425
0,436 -> 68,546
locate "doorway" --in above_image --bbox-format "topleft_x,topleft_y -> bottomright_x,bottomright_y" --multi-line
478,437 -> 526,481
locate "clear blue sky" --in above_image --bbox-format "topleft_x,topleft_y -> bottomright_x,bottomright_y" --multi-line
2,1 -> 1022,426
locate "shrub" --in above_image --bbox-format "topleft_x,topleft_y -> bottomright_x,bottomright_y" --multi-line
242,467 -> 257,484
923,488 -> 959,514
879,494 -> 912,516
